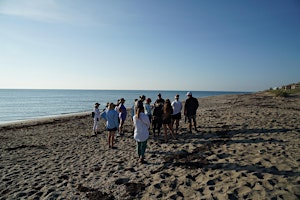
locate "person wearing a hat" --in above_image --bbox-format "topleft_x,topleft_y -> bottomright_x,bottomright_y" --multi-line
184,92 -> 199,133
171,94 -> 182,134
92,102 -> 101,136
118,98 -> 127,136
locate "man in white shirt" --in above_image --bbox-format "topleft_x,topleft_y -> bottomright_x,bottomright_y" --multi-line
171,94 -> 182,134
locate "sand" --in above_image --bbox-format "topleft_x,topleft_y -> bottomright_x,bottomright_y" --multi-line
0,92 -> 299,200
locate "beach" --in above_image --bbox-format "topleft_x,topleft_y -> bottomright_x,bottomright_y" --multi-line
0,92 -> 299,200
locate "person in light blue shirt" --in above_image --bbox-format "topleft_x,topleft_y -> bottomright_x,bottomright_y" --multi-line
103,102 -> 119,148
144,98 -> 152,122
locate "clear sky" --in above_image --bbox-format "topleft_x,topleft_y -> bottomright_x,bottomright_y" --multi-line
0,0 -> 299,92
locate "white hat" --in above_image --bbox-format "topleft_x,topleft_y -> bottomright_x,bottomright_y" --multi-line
186,91 -> 192,96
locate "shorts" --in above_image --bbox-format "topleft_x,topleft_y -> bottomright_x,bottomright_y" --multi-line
171,112 -> 181,120
106,127 -> 117,131
119,113 -> 127,122
162,117 -> 172,124
187,115 -> 196,123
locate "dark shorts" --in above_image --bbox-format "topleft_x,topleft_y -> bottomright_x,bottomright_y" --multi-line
171,112 -> 181,120
119,113 -> 127,122
187,115 -> 196,123
152,117 -> 162,125
106,127 -> 117,131
162,117 -> 172,124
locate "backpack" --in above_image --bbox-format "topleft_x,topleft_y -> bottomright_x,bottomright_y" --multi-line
92,112 -> 95,118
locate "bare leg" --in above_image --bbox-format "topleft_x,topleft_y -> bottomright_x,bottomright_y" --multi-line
163,124 -> 168,142
108,132 -> 111,147
110,131 -> 115,147
174,119 -> 179,134
193,117 -> 198,132
168,123 -> 176,139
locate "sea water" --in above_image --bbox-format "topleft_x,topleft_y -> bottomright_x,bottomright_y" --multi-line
0,89 -> 249,124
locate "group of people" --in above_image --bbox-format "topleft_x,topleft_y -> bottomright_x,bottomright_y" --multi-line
92,98 -> 127,148
92,92 -> 199,163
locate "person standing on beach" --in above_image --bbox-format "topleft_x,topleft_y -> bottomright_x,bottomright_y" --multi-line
92,102 -> 101,136
133,105 -> 150,163
154,93 -> 165,105
118,98 -> 127,136
152,102 -> 163,138
103,103 -> 119,148
135,95 -> 146,115
184,92 -> 199,133
171,94 -> 182,134
162,99 -> 176,142
144,98 -> 152,123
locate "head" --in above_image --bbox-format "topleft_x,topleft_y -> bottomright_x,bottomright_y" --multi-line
186,91 -> 192,98
158,93 -> 162,98
175,94 -> 179,100
95,103 -> 100,107
140,95 -> 146,101
136,104 -> 144,118
163,99 -> 171,112
146,98 -> 151,103
109,102 -> 115,110
120,98 -> 125,104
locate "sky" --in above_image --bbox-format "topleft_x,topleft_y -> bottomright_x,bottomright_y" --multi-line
0,0 -> 299,92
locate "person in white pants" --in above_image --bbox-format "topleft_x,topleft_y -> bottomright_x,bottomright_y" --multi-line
92,102 -> 101,136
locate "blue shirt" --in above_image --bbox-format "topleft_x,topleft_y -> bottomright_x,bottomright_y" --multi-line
105,109 -> 119,129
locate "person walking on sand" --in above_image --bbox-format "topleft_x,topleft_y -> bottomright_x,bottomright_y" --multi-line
133,105 -> 150,163
118,98 -> 127,136
92,102 -> 101,136
103,102 -> 119,149
184,92 -> 199,133
171,94 -> 182,134
162,99 -> 176,142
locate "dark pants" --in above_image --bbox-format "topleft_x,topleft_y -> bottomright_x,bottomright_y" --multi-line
136,140 -> 147,158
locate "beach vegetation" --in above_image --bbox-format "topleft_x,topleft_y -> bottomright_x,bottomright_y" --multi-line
267,88 -> 300,97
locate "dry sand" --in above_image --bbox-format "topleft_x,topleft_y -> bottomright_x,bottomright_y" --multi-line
0,92 -> 299,200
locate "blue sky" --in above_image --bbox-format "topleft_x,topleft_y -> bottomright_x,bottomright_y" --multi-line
0,0 -> 299,92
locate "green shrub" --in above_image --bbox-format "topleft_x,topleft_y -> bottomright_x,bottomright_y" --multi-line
274,90 -> 289,97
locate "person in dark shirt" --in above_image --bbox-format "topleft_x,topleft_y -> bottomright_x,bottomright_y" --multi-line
184,92 -> 199,133
152,103 -> 163,138
154,93 -> 165,105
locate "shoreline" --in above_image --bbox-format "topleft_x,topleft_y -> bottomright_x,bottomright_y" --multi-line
1,92 -> 299,199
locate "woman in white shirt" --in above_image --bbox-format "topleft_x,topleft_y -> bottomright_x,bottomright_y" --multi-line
133,105 -> 150,163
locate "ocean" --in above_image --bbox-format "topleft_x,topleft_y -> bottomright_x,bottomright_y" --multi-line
0,89 -> 249,124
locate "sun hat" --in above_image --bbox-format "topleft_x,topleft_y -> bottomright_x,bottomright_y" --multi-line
186,92 -> 192,96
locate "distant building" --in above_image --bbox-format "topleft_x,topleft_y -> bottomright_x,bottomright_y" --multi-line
282,82 -> 300,90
